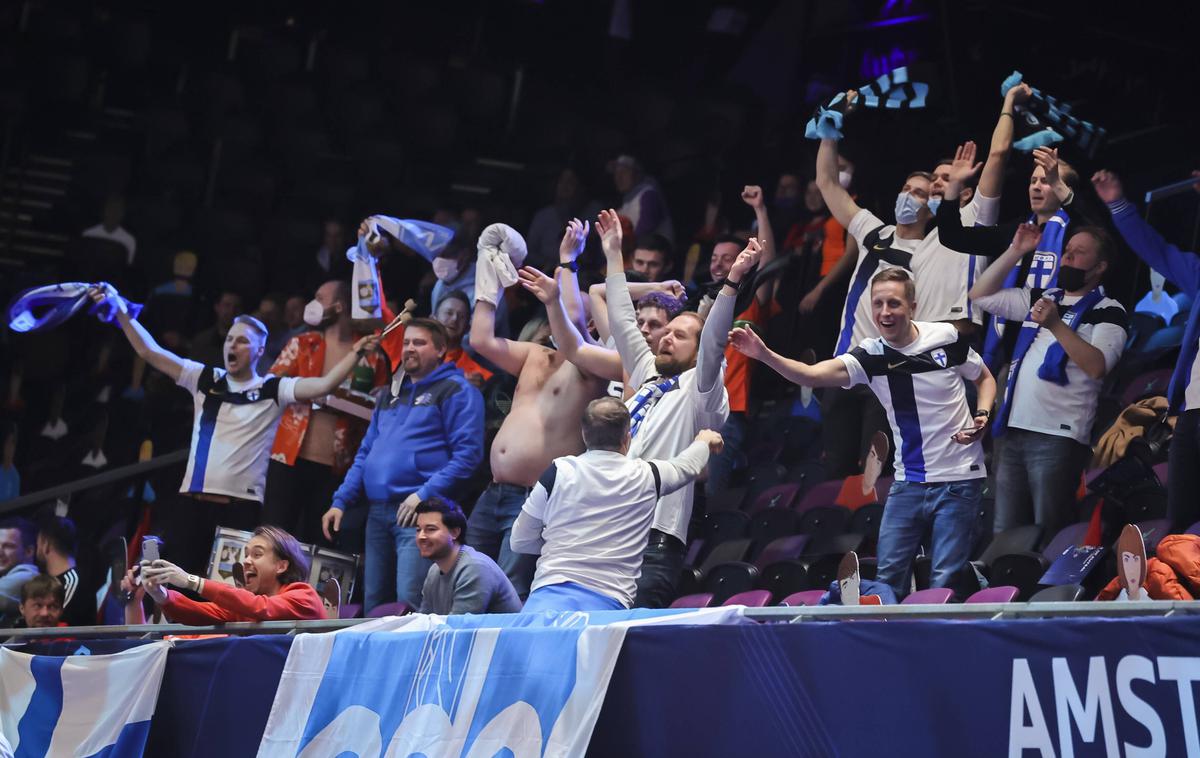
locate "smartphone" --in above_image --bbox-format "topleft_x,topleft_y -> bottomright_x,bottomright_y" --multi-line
952,426 -> 983,442
141,537 -> 160,564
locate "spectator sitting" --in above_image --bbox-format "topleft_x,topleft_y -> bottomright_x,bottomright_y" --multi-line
613,155 -> 675,244
123,526 -> 324,623
14,574 -> 66,629
0,517 -> 38,619
35,515 -> 95,627
81,194 -> 137,266
416,497 -> 521,615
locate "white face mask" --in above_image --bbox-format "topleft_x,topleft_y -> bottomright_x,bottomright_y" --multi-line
894,191 -> 925,225
432,257 -> 460,283
303,299 -> 328,327
838,170 -> 853,190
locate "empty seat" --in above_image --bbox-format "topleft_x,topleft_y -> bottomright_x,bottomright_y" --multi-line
747,508 -> 798,545
1041,521 -> 1091,561
367,601 -> 411,617
703,510 -> 749,546
753,536 -> 809,570
339,603 -> 363,619
849,503 -> 884,549
1029,584 -> 1087,602
901,588 -> 953,605
795,480 -> 843,513
797,506 -> 852,541
748,482 -> 801,512
756,560 -> 809,602
802,532 -> 864,560
670,593 -> 713,609
987,552 -> 1049,601
977,525 -> 1044,567
702,562 -> 759,605
722,589 -> 772,608
698,538 -> 753,576
965,586 -> 1019,603
780,590 -> 826,607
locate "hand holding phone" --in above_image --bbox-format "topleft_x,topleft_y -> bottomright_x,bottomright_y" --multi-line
951,423 -> 985,444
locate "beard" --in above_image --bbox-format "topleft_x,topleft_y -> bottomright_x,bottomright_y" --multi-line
654,353 -> 692,377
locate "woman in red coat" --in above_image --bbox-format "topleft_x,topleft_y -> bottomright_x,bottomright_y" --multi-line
122,526 -> 325,623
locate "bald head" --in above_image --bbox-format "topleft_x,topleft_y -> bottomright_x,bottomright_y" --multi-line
582,397 -> 632,452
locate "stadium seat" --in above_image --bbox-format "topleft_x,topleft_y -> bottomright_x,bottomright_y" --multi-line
702,562 -> 759,605
794,480 -> 842,513
756,560 -> 809,602
802,532 -> 864,560
367,602 -> 411,618
676,566 -> 703,598
1119,367 -> 1173,407
753,536 -> 809,570
698,538 -> 753,576
1029,584 -> 1087,602
703,510 -> 749,547
670,593 -> 713,609
1041,522 -> 1091,561
1124,313 -> 1166,355
1186,521 -> 1200,537
858,556 -> 877,580
747,508 -> 798,546
1136,518 -> 1172,555
987,553 -> 1050,601
965,586 -> 1019,603
796,506 -> 852,540
780,590 -> 826,607
977,525 -> 1044,568
707,486 -> 747,512
901,588 -> 953,605
339,603 -> 363,619
722,590 -> 772,607
749,482 -> 802,512
849,503 -> 884,551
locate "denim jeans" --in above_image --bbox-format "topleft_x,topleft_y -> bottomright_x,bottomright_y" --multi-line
467,483 -> 538,598
705,412 -> 747,496
522,582 -> 625,613
993,428 -> 1092,540
364,502 -> 432,613
876,479 -> 983,598
633,535 -> 685,609
1168,409 -> 1200,531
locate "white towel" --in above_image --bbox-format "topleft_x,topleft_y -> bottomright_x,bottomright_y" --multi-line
474,223 -> 528,306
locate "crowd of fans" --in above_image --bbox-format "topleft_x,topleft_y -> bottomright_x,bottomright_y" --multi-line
4,58 -> 1200,627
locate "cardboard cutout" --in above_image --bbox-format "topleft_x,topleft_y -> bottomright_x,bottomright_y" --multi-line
1116,523 -> 1150,601
837,552 -> 861,606
863,431 -> 889,495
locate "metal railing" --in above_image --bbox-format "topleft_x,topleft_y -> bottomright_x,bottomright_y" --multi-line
0,449 -> 187,516
6,600 -> 1200,643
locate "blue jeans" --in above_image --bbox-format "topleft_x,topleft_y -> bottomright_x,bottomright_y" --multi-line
521,582 -> 624,613
876,479 -> 983,598
467,483 -> 538,598
993,429 -> 1092,539
364,502 -> 432,613
705,412 -> 747,496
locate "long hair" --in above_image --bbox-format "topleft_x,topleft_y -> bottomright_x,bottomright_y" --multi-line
252,525 -> 310,586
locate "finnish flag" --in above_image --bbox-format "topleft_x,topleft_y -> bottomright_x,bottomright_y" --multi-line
0,641 -> 170,757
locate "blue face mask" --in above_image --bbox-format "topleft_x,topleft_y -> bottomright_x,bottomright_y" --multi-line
894,192 -> 926,225
926,197 -> 942,215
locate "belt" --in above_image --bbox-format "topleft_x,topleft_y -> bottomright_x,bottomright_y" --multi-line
489,482 -> 532,494
647,528 -> 686,552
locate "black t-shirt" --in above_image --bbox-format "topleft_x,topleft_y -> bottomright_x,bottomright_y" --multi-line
56,568 -> 97,628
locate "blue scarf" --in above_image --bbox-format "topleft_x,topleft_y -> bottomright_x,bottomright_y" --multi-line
993,285 -> 1107,437
981,209 -> 1069,371
7,282 -> 142,333
628,376 -> 680,437
1001,71 -> 1106,158
805,67 -> 929,141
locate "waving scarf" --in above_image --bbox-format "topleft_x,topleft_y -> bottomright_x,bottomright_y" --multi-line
1001,71 -> 1106,158
7,282 -> 141,333
805,66 -> 930,141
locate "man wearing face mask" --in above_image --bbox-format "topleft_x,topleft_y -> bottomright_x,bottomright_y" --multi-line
90,286 -> 379,574
430,239 -> 511,341
264,280 -> 389,545
970,223 -> 1126,541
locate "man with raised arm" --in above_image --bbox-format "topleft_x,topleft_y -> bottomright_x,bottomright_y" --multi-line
730,268 -> 996,599
90,286 -> 377,573
467,222 -> 610,598
596,208 -> 741,607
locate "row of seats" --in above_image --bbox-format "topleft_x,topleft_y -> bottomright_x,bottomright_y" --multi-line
670,583 -> 1096,608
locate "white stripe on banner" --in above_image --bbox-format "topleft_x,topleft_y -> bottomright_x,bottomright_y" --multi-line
258,607 -> 746,757
0,640 -> 171,758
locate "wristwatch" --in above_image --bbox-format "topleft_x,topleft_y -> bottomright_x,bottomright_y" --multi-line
557,260 -> 579,273
973,409 -> 991,419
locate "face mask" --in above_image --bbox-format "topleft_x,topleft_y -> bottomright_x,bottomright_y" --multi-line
303,299 -> 335,328
838,170 -> 853,190
926,197 -> 942,215
432,257 -> 460,283
894,192 -> 925,225
1056,264 -> 1089,292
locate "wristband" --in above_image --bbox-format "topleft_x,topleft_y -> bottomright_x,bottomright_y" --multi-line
973,409 -> 991,419
557,260 -> 579,273
1000,112 -> 1014,119
723,278 -> 741,290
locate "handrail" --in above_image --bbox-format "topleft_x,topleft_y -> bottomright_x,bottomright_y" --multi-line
0,449 -> 187,515
5,600 -> 1200,642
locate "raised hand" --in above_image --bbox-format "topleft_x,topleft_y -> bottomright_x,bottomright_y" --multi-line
1011,223 -> 1042,254
140,559 -> 190,590
517,266 -> 560,304
728,325 -> 767,360
559,218 -> 589,263
595,209 -> 624,261
1029,296 -> 1061,328
1090,170 -> 1124,204
741,185 -> 764,210
948,141 -> 983,185
353,335 -> 380,355
696,429 -> 724,454
1007,82 -> 1033,105
358,216 -> 391,255
729,237 -> 763,281
1033,147 -> 1061,187
659,280 -> 686,299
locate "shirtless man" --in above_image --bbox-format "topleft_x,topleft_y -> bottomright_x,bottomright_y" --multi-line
468,222 -> 610,596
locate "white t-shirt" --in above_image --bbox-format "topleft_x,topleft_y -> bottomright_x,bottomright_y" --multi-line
1186,342 -> 1200,412
837,196 -> 998,355
176,361 -> 298,501
973,288 -> 1126,443
515,443 -> 709,607
838,322 -> 986,482
82,224 -> 137,265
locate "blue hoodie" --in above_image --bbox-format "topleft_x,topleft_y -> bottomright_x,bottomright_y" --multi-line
332,361 -> 484,510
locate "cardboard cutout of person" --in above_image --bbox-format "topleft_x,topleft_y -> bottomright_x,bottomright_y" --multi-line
1116,523 -> 1150,601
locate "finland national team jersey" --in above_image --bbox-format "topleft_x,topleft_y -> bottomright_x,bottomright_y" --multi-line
177,360 -> 298,502
837,322 -> 986,483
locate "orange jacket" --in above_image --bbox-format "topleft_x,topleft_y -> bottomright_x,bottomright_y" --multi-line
162,581 -> 326,623
1097,557 -> 1193,601
269,332 -> 387,474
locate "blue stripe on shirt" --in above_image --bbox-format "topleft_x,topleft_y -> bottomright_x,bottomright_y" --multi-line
886,374 -> 926,482
188,393 -> 223,492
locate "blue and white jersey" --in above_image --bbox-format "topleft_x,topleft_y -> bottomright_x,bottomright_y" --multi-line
912,193 -> 998,325
837,322 -> 986,483
177,360 -> 298,502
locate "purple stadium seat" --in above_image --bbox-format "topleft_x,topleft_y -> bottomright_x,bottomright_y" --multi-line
339,603 -> 363,619
1120,368 -> 1173,407
779,590 -> 826,607
1042,522 -> 1091,561
794,480 -> 843,513
749,483 -> 802,513
367,602 -> 412,618
670,593 -> 713,609
965,586 -> 1019,604
1187,521 -> 1200,537
1136,518 -> 1173,554
901,588 -> 953,605
1152,462 -> 1168,485
753,535 -> 810,570
723,590 -> 772,607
